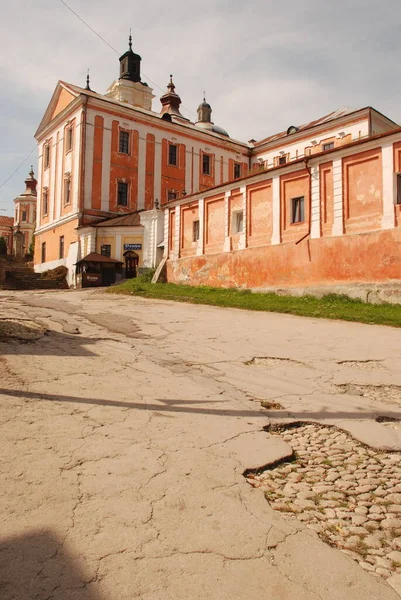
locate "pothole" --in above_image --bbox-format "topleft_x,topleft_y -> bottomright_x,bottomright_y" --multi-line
260,401 -> 284,410
336,360 -> 384,370
244,356 -> 305,367
246,423 -> 401,580
0,318 -> 46,342
337,383 -> 401,405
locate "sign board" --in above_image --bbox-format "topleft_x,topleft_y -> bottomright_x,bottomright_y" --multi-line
124,243 -> 142,251
82,273 -> 102,287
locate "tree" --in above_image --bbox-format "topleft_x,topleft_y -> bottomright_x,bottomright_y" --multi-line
0,236 -> 7,255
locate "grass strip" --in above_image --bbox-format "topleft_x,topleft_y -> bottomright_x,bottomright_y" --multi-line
107,276 -> 401,327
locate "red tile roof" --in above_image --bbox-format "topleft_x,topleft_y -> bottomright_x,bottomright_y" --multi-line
0,216 -> 13,228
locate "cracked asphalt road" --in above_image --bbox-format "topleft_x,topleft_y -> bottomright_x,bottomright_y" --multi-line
1,289 -> 401,599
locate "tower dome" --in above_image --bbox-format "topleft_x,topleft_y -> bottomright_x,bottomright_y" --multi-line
195,95 -> 229,137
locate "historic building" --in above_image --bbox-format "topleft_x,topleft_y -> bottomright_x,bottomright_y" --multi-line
33,36 -> 249,286
13,167 -> 37,256
33,36 -> 401,289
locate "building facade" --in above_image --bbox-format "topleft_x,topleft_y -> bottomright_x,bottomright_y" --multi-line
33,38 -> 249,285
33,37 -> 401,289
0,216 -> 13,255
165,125 -> 401,290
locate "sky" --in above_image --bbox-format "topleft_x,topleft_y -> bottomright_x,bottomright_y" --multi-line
1,0 -> 401,215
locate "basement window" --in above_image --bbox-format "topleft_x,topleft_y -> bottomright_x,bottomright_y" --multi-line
291,196 -> 305,224
192,220 -> 200,242
233,211 -> 244,234
397,174 -> 401,205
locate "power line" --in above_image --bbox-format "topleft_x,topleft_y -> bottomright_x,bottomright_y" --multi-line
0,148 -> 36,202
59,0 -> 197,117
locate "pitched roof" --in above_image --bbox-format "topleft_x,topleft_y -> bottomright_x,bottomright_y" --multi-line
254,107 -> 359,147
0,216 -> 13,228
76,252 -> 123,264
93,212 -> 143,227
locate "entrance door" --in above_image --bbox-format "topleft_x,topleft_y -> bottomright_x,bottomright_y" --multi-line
124,251 -> 139,279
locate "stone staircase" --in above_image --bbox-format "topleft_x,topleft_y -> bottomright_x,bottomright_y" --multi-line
1,260 -> 67,291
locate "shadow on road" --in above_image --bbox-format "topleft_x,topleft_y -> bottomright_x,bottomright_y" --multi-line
1,388 -> 400,420
0,530 -> 105,600
0,326 -> 99,357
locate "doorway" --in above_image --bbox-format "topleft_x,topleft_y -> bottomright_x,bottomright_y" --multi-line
124,251 -> 139,279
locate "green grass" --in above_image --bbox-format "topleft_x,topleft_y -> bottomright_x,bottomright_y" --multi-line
107,277 -> 401,327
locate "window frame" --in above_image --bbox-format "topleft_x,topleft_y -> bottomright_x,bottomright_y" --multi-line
232,210 -> 244,234
323,142 -> 335,152
66,127 -> 73,153
119,130 -> 130,154
278,155 -> 287,165
59,235 -> 64,259
168,144 -> 178,166
64,177 -> 72,205
192,220 -> 200,242
44,143 -> 51,169
41,241 -> 46,263
396,173 -> 401,205
202,153 -> 211,176
101,244 -> 111,258
21,210 -> 27,222
234,163 -> 242,179
117,181 -> 129,206
42,188 -> 49,216
291,196 -> 305,224
167,190 -> 177,202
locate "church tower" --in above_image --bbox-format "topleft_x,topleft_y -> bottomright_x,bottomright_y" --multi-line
159,75 -> 188,122
13,167 -> 37,256
106,34 -> 154,111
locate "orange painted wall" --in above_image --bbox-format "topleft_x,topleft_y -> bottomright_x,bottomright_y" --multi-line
34,218 -> 78,265
161,140 -> 186,205
51,88 -> 75,120
180,204 -> 199,257
343,148 -> 383,233
167,228 -> 401,289
247,181 -> 272,247
205,195 -> 225,254
280,170 -> 310,243
92,115 -> 103,210
145,133 -> 155,210
109,120 -> 138,212
320,162 -> 333,237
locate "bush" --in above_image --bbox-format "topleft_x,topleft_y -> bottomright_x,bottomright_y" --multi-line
0,237 -> 7,256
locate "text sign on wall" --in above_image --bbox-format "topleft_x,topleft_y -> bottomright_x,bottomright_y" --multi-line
124,244 -> 142,251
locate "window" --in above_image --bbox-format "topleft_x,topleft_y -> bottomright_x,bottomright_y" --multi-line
397,174 -> 401,205
119,131 -> 129,154
66,127 -> 73,152
234,211 -> 244,234
202,153 -> 211,175
279,155 -> 287,165
291,196 -> 305,224
117,181 -> 128,206
101,244 -> 111,257
21,210 -> 27,222
168,144 -> 177,166
323,142 -> 334,152
167,191 -> 177,201
59,236 -> 64,259
64,178 -> 71,205
234,163 -> 242,179
44,144 -> 50,168
43,189 -> 49,216
193,220 -> 200,242
41,242 -> 46,263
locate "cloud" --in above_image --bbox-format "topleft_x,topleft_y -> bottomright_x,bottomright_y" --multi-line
1,0 -> 401,212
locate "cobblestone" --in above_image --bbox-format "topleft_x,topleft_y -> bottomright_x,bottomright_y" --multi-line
248,423 -> 401,580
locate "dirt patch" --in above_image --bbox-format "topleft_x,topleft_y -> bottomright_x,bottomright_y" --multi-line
244,356 -> 305,367
337,360 -> 385,370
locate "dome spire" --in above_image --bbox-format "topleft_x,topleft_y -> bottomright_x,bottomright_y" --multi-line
118,32 -> 142,82
160,74 -> 188,121
129,29 -> 132,50
197,94 -> 212,124
85,69 -> 91,91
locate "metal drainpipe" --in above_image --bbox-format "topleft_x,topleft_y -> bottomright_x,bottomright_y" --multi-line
295,157 -> 313,246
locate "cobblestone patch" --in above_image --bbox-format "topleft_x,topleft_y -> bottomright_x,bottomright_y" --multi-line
337,383 -> 401,405
247,423 -> 401,580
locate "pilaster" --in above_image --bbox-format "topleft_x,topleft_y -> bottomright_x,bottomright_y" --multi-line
238,186 -> 247,250
310,165 -> 321,239
197,199 -> 205,255
223,190 -> 232,252
332,158 -> 344,236
382,142 -> 396,230
271,174 -> 281,245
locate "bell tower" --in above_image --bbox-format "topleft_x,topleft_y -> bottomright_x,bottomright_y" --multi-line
105,34 -> 154,111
